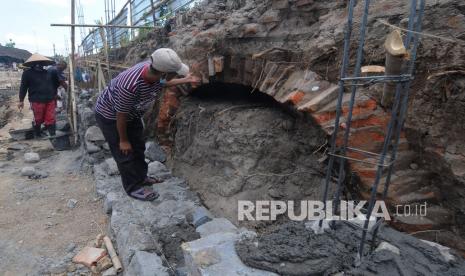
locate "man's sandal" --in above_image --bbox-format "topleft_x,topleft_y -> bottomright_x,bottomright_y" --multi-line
129,187 -> 159,201
144,176 -> 163,185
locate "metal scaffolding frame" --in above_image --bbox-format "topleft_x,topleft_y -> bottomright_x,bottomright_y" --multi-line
318,0 -> 425,265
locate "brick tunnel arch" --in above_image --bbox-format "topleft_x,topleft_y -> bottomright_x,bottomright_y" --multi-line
155,81 -> 332,228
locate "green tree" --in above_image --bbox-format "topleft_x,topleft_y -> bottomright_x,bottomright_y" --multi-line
5,39 -> 15,48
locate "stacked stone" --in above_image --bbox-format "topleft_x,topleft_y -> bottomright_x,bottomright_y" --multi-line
93,149 -> 275,275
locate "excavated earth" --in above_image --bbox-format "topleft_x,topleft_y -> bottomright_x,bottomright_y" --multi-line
170,84 -> 328,227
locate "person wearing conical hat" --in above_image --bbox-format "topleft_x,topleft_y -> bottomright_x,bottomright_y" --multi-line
94,48 -> 200,201
18,53 -> 60,137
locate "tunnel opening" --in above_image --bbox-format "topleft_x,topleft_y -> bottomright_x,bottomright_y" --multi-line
167,82 -> 345,231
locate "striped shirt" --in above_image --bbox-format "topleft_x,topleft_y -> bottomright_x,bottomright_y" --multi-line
95,62 -> 163,120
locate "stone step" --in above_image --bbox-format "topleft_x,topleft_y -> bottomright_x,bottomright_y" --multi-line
392,189 -> 440,205
391,205 -> 454,232
358,169 -> 427,195
182,232 -> 277,276
196,218 -> 238,238
388,170 -> 429,196
297,85 -> 339,113
316,93 -> 352,114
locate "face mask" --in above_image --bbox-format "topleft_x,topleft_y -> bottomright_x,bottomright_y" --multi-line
159,78 -> 167,85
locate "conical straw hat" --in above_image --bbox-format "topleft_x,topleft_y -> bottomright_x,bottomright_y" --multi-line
24,53 -> 55,66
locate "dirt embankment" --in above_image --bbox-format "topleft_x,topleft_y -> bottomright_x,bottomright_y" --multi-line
169,84 -> 328,228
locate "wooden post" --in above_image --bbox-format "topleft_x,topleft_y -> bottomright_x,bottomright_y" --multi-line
70,0 -> 78,144
382,30 -> 408,108
97,59 -> 102,92
105,27 -> 111,81
98,21 -> 111,81
97,59 -> 107,92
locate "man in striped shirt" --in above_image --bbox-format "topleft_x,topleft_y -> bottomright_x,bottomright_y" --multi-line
95,48 -> 199,201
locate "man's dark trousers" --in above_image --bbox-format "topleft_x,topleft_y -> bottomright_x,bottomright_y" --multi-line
95,113 -> 147,194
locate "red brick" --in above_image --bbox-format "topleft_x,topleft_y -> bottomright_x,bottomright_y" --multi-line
283,91 -> 305,105
351,114 -> 390,129
313,111 -> 336,124
72,247 -> 107,268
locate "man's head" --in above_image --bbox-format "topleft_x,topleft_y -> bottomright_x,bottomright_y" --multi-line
57,61 -> 67,71
149,48 -> 189,81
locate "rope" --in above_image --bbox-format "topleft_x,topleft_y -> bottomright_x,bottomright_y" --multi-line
377,19 -> 464,44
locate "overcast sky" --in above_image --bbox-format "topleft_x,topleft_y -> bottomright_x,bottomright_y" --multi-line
0,0 -> 126,57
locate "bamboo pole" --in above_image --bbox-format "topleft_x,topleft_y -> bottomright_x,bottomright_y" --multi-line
382,30 -> 408,108
51,23 -> 153,29
150,0 -> 157,26
103,236 -> 123,273
70,0 -> 78,144
129,0 -> 134,39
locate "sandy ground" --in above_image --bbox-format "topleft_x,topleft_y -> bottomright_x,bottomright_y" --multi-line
0,92 -> 107,275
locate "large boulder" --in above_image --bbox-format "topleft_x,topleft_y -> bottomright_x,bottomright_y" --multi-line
126,251 -> 169,276
24,152 -> 40,163
145,141 -> 167,163
105,158 -> 119,176
148,161 -> 172,180
20,166 -> 36,177
85,126 -> 105,143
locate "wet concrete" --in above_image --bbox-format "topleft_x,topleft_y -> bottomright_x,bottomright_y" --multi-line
236,221 -> 465,276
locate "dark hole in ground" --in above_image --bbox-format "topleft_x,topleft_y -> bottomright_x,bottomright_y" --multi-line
189,82 -> 285,109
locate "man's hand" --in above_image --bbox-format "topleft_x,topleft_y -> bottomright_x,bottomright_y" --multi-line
119,140 -> 133,155
165,73 -> 201,88
185,73 -> 201,85
18,102 -> 24,111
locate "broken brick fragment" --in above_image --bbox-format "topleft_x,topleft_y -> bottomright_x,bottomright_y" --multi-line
72,246 -> 107,268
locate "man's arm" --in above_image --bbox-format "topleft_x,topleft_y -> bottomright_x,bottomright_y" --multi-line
60,80 -> 68,90
116,112 -> 132,155
114,85 -> 136,155
165,73 -> 200,87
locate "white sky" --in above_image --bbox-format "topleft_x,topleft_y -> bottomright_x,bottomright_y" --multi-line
0,0 -> 126,56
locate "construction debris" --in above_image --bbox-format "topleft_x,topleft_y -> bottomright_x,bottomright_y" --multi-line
103,236 -> 123,273
72,246 -> 107,268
